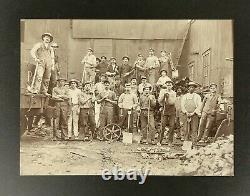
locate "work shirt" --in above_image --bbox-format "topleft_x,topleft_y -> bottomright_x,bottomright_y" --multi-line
158,89 -> 176,115
119,64 -> 133,77
118,92 -> 138,109
156,76 -> 172,86
134,59 -> 146,70
181,93 -> 202,115
114,85 -> 125,97
145,55 -> 160,69
202,93 -> 222,114
106,64 -> 119,76
94,82 -> 105,95
68,88 -> 81,105
79,90 -> 95,109
52,86 -> 69,100
30,42 -> 54,64
81,54 -> 96,69
97,90 -> 117,107
96,61 -> 108,74
138,83 -> 152,94
159,56 -> 174,70
139,93 -> 156,110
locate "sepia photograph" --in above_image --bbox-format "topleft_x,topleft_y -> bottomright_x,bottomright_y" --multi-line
20,19 -> 234,177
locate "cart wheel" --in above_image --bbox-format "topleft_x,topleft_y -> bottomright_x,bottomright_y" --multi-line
103,123 -> 122,141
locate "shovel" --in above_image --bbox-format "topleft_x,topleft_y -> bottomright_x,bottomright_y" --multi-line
122,109 -> 133,144
182,116 -> 192,151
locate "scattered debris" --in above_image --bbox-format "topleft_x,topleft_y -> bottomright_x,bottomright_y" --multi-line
70,151 -> 87,158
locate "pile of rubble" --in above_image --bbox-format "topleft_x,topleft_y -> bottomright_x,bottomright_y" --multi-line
179,135 -> 234,176
136,146 -> 184,161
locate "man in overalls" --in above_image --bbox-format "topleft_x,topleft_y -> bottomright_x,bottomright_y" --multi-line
81,48 -> 96,84
158,80 -> 177,146
29,32 -> 55,95
138,84 -> 157,145
181,82 -> 202,143
145,48 -> 160,86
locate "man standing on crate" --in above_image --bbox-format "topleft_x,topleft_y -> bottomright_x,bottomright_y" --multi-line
118,83 -> 138,133
181,82 -> 202,144
51,78 -> 70,140
138,84 -> 157,145
158,80 -> 177,146
29,32 -> 55,96
81,48 -> 96,84
79,81 -> 96,140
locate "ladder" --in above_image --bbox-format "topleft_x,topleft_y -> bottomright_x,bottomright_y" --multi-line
175,21 -> 192,66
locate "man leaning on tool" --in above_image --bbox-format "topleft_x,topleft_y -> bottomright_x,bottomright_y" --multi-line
29,32 -> 55,96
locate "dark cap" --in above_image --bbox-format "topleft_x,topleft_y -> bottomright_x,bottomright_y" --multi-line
69,79 -> 79,85
141,76 -> 147,79
188,81 -> 197,87
88,48 -> 93,52
57,77 -> 67,81
122,56 -> 130,60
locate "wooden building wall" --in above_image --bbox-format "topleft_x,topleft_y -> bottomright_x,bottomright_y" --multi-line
21,19 -> 188,86
179,20 -> 233,97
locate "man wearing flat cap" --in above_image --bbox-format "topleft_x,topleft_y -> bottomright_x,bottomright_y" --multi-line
145,48 -> 160,85
81,48 -> 96,84
29,32 -> 55,95
134,53 -> 146,82
158,80 -> 177,146
197,83 -> 222,143
181,82 -> 202,144
52,78 -> 70,140
119,55 -> 134,85
118,83 -> 138,133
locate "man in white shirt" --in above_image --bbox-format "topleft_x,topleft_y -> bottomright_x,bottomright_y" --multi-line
29,32 -> 55,95
67,79 -> 82,139
181,82 -> 202,143
81,48 -> 96,84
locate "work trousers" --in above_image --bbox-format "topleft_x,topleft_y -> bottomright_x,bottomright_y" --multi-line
84,68 -> 95,84
160,114 -> 176,143
32,61 -> 52,94
95,102 -> 101,127
99,106 -> 114,136
79,108 -> 96,138
140,110 -> 156,143
183,114 -> 199,142
68,105 -> 79,138
119,109 -> 137,133
197,112 -> 216,141
54,102 -> 69,138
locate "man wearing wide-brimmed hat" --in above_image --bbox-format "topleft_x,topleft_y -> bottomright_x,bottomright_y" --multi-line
67,79 -> 82,140
181,81 -> 202,144
29,32 -> 55,95
51,77 -> 70,140
81,48 -> 96,84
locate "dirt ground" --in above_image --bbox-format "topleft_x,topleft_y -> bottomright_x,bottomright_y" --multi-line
20,133 -> 185,176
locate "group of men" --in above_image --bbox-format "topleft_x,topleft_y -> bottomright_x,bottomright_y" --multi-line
27,32 -> 222,146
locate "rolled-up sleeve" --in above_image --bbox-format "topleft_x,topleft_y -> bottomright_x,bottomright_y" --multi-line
30,43 -> 42,59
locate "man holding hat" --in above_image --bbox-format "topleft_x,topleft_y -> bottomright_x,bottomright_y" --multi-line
145,48 -> 160,85
52,78 -> 70,140
158,80 -> 177,146
197,83 -> 222,143
78,81 -> 96,140
96,80 -> 117,138
81,48 -> 96,84
67,79 -> 82,140
181,82 -> 202,143
29,32 -> 55,95
138,84 -> 157,144
119,56 -> 134,85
